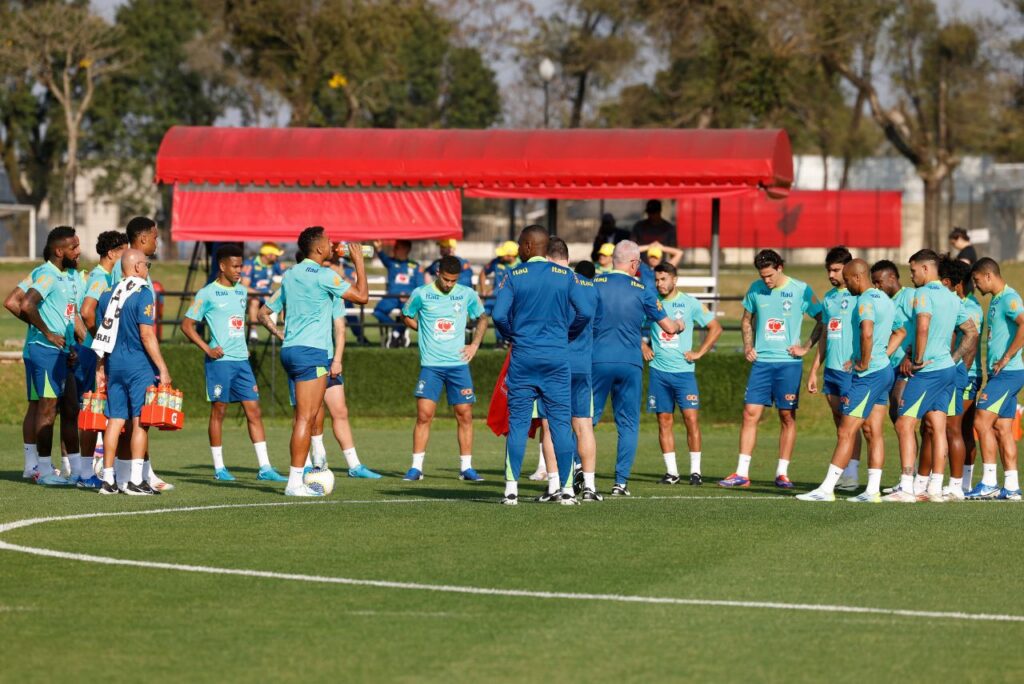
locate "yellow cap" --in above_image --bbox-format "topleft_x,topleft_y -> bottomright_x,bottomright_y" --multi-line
437,238 -> 457,248
598,242 -> 615,257
496,240 -> 519,257
648,246 -> 663,260
259,242 -> 284,257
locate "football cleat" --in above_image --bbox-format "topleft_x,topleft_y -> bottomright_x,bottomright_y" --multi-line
881,483 -> 900,494
689,473 -> 703,486
774,474 -> 794,489
795,488 -> 835,502
998,488 -> 1022,502
499,494 -> 518,506
535,490 -> 559,503
528,470 -> 547,481
149,473 -> 174,492
124,482 -> 152,496
557,492 -> 579,506
98,481 -> 120,495
458,468 -> 484,482
847,491 -> 882,503
835,475 -> 859,492
965,483 -> 1001,500
610,483 -> 631,497
346,464 -> 381,480
137,481 -> 160,495
22,467 -> 39,480
36,472 -> 73,487
284,483 -> 325,497
581,488 -> 603,502
573,469 -> 585,495
76,475 -> 104,490
718,473 -> 750,488
214,468 -> 236,481
942,487 -> 965,502
402,467 -> 424,481
881,489 -> 917,503
257,466 -> 289,482
658,473 -> 680,485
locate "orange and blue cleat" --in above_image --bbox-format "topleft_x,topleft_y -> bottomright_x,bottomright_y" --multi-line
718,473 -> 750,488
775,474 -> 794,489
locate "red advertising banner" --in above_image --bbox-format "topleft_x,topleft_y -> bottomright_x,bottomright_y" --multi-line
676,190 -> 901,248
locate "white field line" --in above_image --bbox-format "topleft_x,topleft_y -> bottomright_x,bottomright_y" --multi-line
2,502 -> 1023,624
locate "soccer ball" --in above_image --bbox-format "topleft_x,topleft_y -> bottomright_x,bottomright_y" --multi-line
303,466 -> 335,495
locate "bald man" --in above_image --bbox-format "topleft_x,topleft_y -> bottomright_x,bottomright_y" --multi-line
798,259 -> 906,501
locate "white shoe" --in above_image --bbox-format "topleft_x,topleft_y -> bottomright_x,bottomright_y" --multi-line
149,472 -> 174,492
882,482 -> 900,494
795,488 -> 836,502
925,490 -> 946,503
847,491 -> 881,503
835,475 -> 859,492
942,486 -> 965,502
528,470 -> 547,481
881,490 -> 917,503
284,484 -> 325,497
22,467 -> 39,480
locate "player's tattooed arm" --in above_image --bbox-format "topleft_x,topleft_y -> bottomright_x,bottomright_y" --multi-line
257,304 -> 284,342
741,310 -> 756,362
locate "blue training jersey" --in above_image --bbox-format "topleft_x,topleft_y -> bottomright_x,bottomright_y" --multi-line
402,283 -> 484,367
958,294 -> 983,378
910,280 -> 965,373
267,259 -> 351,353
985,285 -> 1024,373
97,284 -> 157,373
492,257 -> 594,360
889,287 -> 915,368
850,288 -> 898,377
822,287 -> 855,371
742,276 -> 821,363
27,261 -> 79,350
185,281 -> 250,361
649,291 -> 714,374
378,252 -> 423,295
568,274 -> 598,374
242,256 -> 284,294
592,270 -> 666,368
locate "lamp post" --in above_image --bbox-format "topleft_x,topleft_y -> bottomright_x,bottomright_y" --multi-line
539,57 -> 557,234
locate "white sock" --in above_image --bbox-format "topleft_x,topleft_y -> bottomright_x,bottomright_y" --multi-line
103,466 -> 114,485
561,486 -> 574,497
689,452 -> 701,475
547,472 -> 559,494
736,454 -> 752,478
842,459 -> 859,480
411,452 -> 425,471
115,459 -> 130,489
130,459 -> 144,486
900,473 -> 915,495
287,466 -> 304,489
504,480 -> 518,497
963,464 -> 974,490
583,472 -> 596,491
37,455 -> 53,475
927,473 -> 943,496
211,445 -> 225,471
949,477 -> 963,494
61,456 -> 70,474
68,453 -> 82,479
143,461 -> 153,482
1006,470 -> 1019,492
310,434 -> 326,466
982,463 -> 998,487
537,446 -> 545,471
776,459 -> 790,478
253,442 -> 270,469
343,448 -> 360,469
459,455 -> 472,472
304,454 -> 311,468
23,443 -> 38,471
866,468 -> 883,495
820,464 -> 843,494
913,474 -> 929,495
663,452 -> 678,476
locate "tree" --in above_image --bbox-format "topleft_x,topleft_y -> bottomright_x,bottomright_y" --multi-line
0,2 -> 125,224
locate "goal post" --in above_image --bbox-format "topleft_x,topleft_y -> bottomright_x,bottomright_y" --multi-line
0,203 -> 38,259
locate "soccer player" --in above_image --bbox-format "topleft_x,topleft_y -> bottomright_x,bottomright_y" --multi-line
20,227 -> 87,487
401,255 -> 488,481
807,247 -> 862,490
797,259 -> 904,502
424,239 -> 474,287
182,244 -> 288,482
480,241 -> 519,349
492,225 -> 595,505
720,249 -> 822,489
592,241 -> 681,496
870,260 -> 915,423
965,258 -> 1024,500
885,249 -> 977,503
241,242 -> 286,341
93,249 -> 171,495
642,262 -> 722,486
75,230 -> 128,488
259,227 -> 368,496
372,239 -> 423,348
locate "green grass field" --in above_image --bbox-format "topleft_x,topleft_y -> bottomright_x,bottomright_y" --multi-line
2,418 -> 1024,682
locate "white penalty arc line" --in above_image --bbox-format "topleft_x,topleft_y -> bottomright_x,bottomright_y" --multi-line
2,502 -> 1023,624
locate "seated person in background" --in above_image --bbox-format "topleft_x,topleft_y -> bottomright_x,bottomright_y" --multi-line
596,242 -> 615,274
631,199 -> 676,247
242,242 -> 286,341
638,243 -> 684,290
372,239 -> 424,348
591,212 -> 630,261
425,239 -> 474,287
480,241 -> 520,348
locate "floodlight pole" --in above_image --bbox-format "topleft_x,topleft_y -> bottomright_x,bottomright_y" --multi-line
710,197 -> 721,314
539,58 -> 558,236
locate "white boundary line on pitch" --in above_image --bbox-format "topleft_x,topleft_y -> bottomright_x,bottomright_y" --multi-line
3,502 -> 1024,624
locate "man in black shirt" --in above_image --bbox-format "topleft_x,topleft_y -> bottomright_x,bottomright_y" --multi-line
631,200 -> 676,247
591,213 -> 631,261
950,227 -> 978,265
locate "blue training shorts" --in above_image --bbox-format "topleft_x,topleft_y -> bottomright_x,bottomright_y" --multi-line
977,369 -> 1024,419
744,361 -> 802,410
647,367 -> 699,413
280,345 -> 330,383
74,344 -> 98,401
898,365 -> 956,419
962,375 -> 982,403
106,364 -> 157,420
206,359 -> 260,403
23,353 -> 38,402
842,365 -> 893,418
415,365 -> 475,405
823,367 -> 853,398
570,372 -> 592,418
287,373 -> 342,407
27,344 -> 69,400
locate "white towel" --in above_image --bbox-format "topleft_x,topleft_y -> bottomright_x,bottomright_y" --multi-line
91,277 -> 148,359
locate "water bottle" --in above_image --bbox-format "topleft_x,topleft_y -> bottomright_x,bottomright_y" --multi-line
334,243 -> 374,259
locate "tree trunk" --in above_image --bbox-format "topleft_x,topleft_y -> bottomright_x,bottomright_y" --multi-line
569,71 -> 587,129
922,176 -> 944,251
65,129 -> 78,226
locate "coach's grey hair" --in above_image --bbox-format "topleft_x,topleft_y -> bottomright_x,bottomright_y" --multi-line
612,240 -> 640,268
